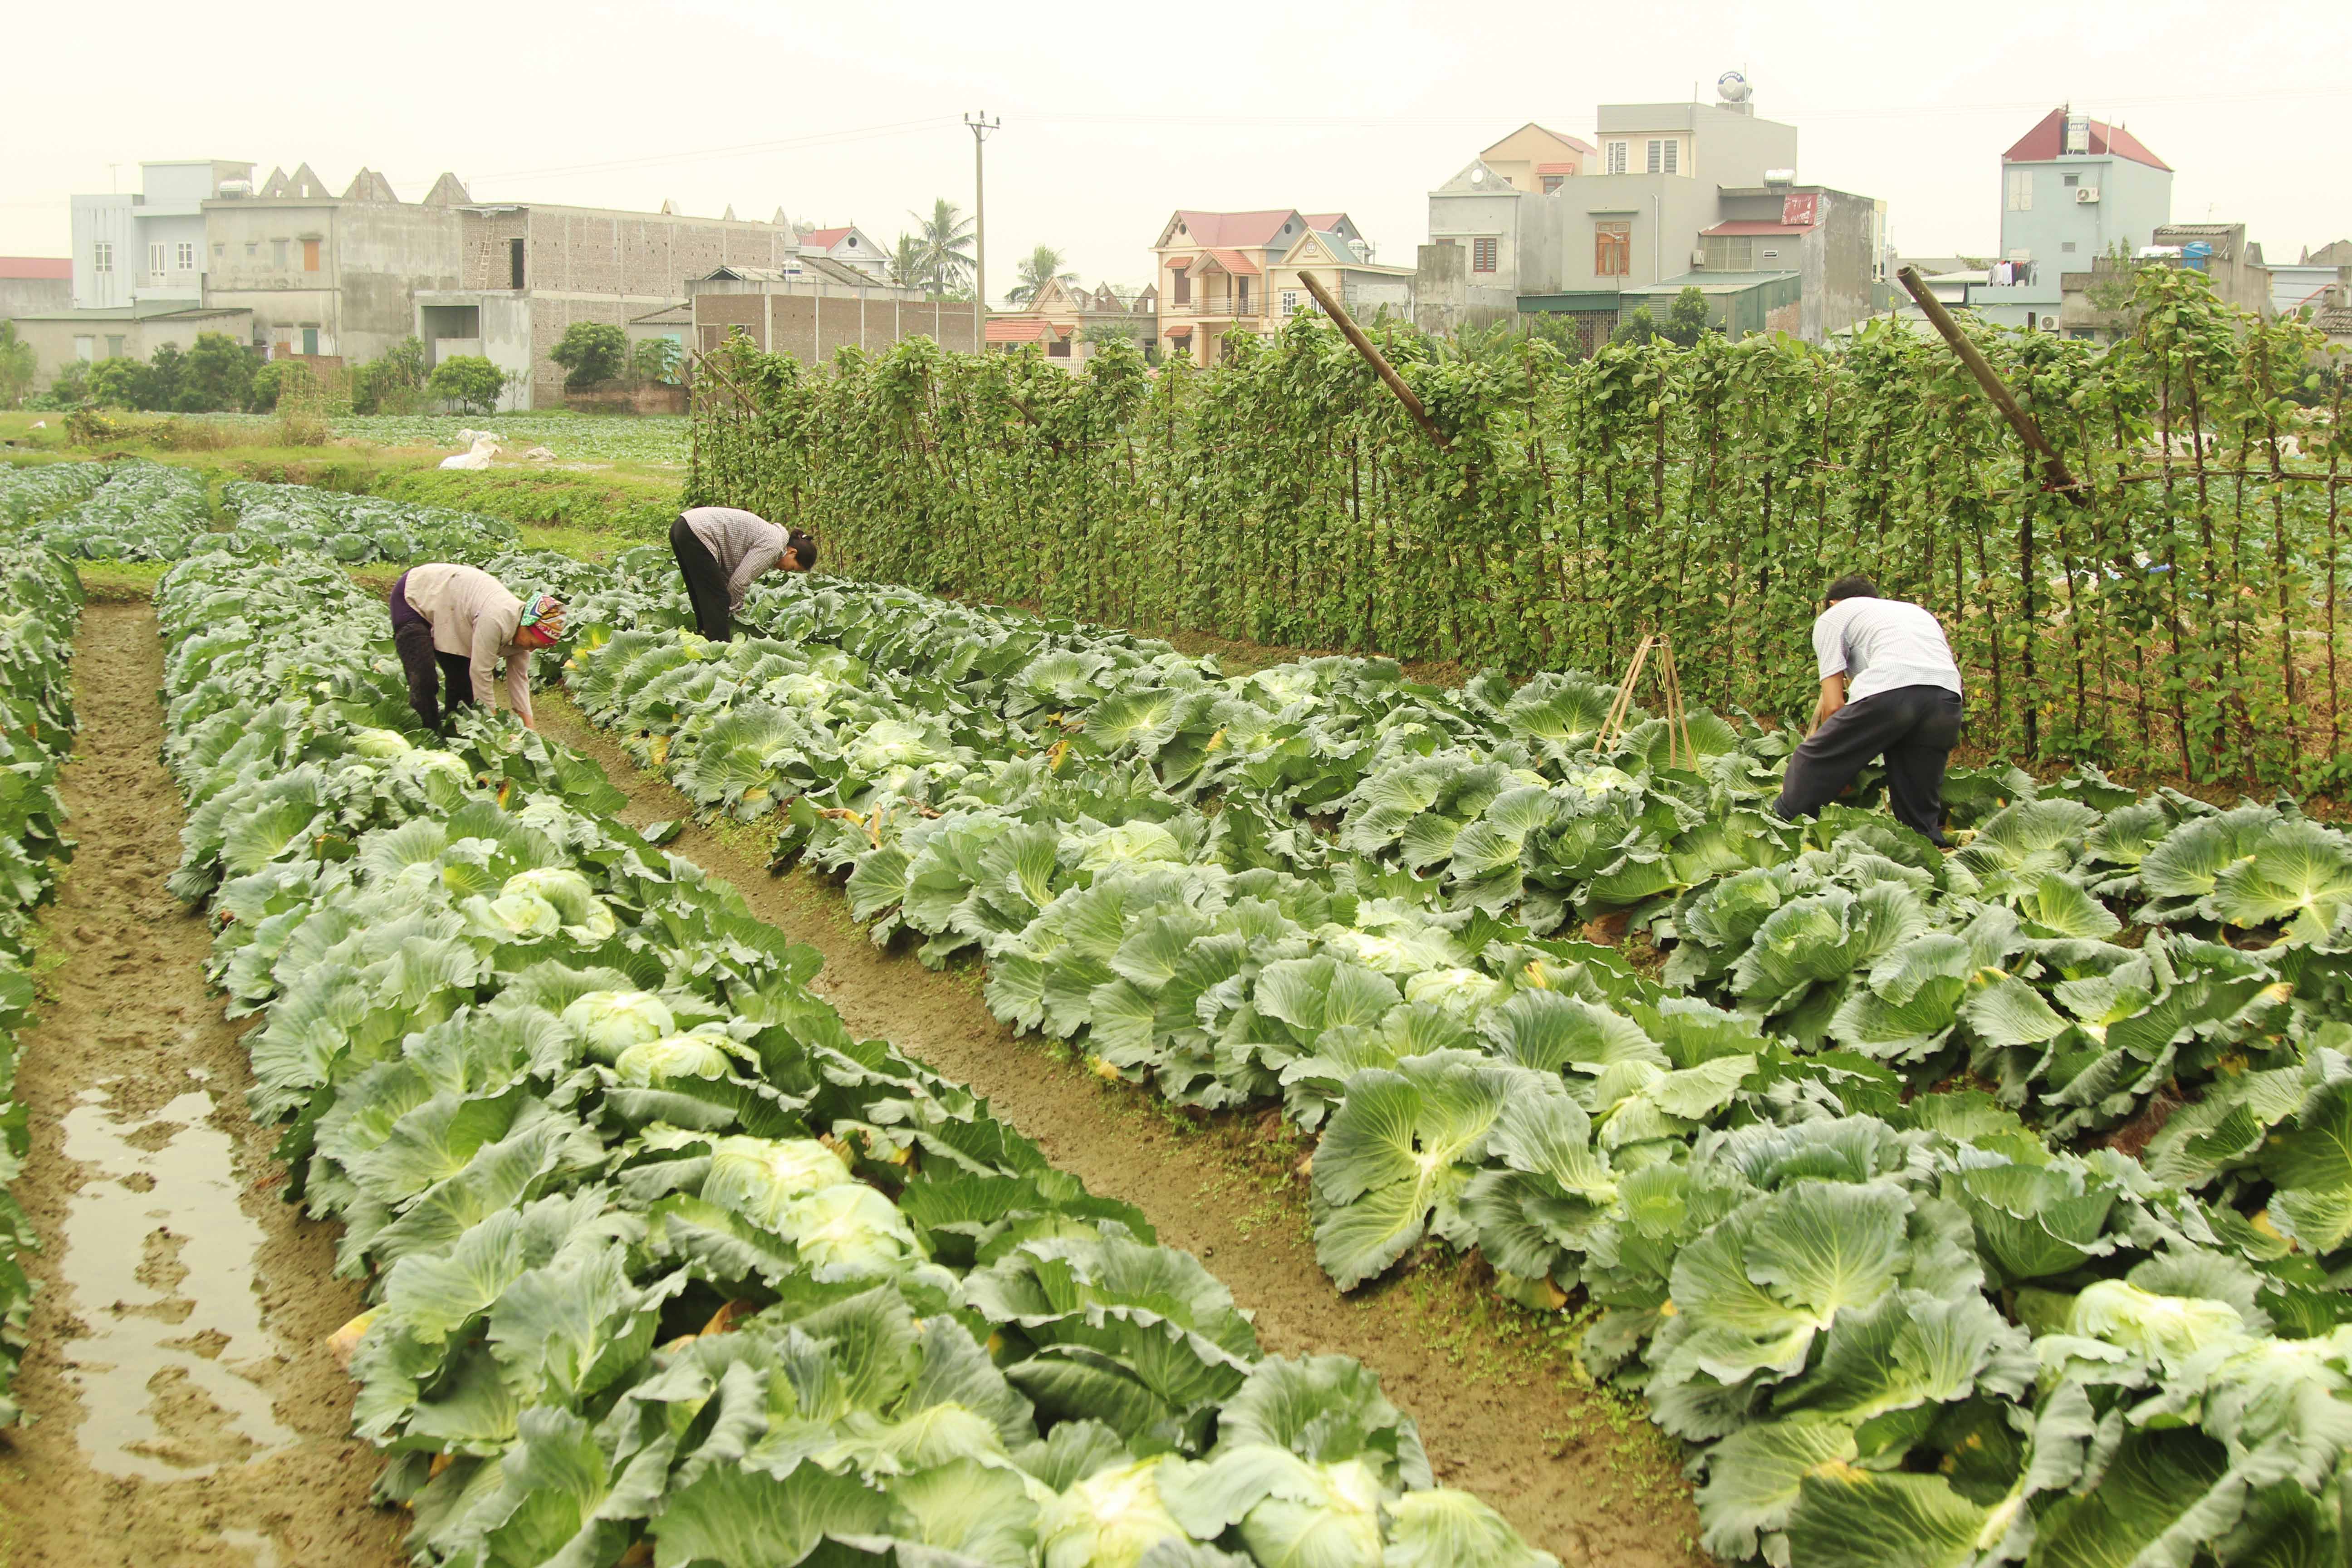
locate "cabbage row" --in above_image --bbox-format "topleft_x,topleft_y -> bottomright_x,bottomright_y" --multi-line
154,544 -> 1557,1568
554,554 -> 2352,1567
221,479 -> 521,564
0,545 -> 79,1427
10,460 -> 211,561
0,461 -> 112,526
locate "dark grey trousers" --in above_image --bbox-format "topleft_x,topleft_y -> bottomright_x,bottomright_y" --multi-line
1774,684 -> 1964,845
671,515 -> 734,642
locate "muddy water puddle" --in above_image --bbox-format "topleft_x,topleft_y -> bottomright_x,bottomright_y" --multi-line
56,1078 -> 298,1481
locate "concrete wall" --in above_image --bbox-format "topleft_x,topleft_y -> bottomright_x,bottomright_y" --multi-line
0,277 -> 71,319
15,308 -> 254,389
70,198 -> 137,309
1427,186 -> 1534,305
205,197 -> 466,363
690,291 -> 981,366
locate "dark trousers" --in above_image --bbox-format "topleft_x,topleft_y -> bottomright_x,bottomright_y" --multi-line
671,515 -> 733,642
393,620 -> 476,731
1774,684 -> 1963,846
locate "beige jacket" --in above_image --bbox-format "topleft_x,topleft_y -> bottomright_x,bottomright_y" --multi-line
682,507 -> 789,613
401,563 -> 536,722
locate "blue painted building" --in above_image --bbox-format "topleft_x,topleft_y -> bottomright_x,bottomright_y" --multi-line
1971,108 -> 2172,329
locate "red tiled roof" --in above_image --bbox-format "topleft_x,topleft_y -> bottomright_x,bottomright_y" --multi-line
1535,162 -> 1580,175
799,226 -> 853,249
1163,322 -> 1194,337
1201,249 -> 1260,277
1169,209 -> 1298,248
2003,108 -> 2171,172
1702,221 -> 1810,237
1301,212 -> 1349,231
0,257 -> 70,279
984,318 -> 1052,343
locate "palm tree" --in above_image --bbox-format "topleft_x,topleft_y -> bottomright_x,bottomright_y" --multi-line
1005,244 -> 1075,306
886,233 -> 930,292
909,198 -> 976,294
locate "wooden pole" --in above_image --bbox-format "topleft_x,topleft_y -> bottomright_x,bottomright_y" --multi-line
1896,264 -> 2084,506
1297,270 -> 1452,453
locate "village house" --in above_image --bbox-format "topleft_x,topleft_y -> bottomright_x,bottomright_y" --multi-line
1153,210 -> 1414,366
983,277 -> 1158,367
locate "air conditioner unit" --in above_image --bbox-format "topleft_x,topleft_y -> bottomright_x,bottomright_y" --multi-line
2074,187 -> 2101,204
1691,247 -> 1707,268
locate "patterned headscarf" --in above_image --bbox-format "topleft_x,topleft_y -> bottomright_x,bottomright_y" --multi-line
517,593 -> 565,639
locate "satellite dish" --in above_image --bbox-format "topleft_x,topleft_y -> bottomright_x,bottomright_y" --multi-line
1716,70 -> 1751,103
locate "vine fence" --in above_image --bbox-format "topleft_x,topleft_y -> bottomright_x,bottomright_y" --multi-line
686,267 -> 2350,794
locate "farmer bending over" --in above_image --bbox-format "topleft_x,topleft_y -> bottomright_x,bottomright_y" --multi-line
1774,574 -> 1964,847
388,563 -> 563,734
671,506 -> 818,642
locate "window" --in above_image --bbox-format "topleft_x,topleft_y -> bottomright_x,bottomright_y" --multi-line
176,241 -> 195,271
212,242 -> 224,259
148,242 -> 165,275
509,237 -> 526,289
273,239 -> 288,269
1281,289 -> 1298,316
1646,139 -> 1678,175
1236,277 -> 1250,314
302,327 -> 319,356
1703,235 -> 1754,271
245,241 -> 257,258
302,239 -> 321,272
73,335 -> 95,361
1605,141 -> 1629,175
1541,175 -> 1564,195
2062,173 -> 2079,188
1046,335 -> 1071,358
1173,269 -> 1190,305
1595,221 -> 1632,277
105,335 -> 125,358
2006,169 -> 2034,211
93,241 -> 112,274
1472,237 -> 1499,273
2061,241 -> 2078,254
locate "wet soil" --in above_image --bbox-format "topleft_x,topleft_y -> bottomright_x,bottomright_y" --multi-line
537,692 -> 1707,1568
0,605 -> 402,1568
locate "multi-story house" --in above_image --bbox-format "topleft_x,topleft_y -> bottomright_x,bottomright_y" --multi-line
1972,108 -> 2172,329
1416,83 -> 1889,347
1152,209 -> 1413,365
1475,124 -> 1600,194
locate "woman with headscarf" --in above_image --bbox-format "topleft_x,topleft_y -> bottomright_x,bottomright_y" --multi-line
387,562 -> 564,732
670,506 -> 818,642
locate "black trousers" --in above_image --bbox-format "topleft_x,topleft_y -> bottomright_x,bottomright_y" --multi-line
393,620 -> 477,732
671,515 -> 733,642
1774,684 -> 1964,846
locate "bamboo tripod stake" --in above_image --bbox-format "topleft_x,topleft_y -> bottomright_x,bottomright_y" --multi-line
1296,271 -> 1452,454
1597,635 -> 1699,771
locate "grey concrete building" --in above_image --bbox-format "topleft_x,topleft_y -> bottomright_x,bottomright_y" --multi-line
1416,82 -> 1889,345
686,265 -> 979,362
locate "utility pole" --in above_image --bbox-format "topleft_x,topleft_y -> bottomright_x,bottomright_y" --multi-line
963,111 -> 1000,341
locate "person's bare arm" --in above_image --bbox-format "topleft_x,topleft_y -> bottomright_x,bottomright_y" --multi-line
1809,673 -> 1847,734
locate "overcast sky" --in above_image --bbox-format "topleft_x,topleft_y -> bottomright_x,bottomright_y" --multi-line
7,0 -> 2344,296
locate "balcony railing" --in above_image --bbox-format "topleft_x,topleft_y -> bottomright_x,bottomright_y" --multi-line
1160,295 -> 1268,318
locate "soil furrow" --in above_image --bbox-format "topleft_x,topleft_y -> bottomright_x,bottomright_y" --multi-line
0,604 -> 401,1568
536,691 -> 1706,1568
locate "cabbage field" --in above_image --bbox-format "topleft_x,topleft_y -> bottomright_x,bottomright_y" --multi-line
10,459 -> 2352,1567
554,546 -> 2352,1568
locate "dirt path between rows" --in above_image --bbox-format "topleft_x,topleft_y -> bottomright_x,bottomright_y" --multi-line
538,693 -> 1706,1568
0,605 -> 402,1568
